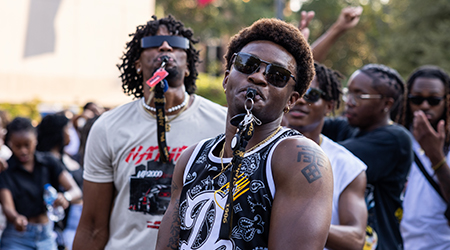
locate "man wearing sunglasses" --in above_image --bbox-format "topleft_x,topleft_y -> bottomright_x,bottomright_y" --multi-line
285,62 -> 368,250
398,65 -> 450,250
73,15 -> 227,250
321,64 -> 413,250
157,18 -> 333,250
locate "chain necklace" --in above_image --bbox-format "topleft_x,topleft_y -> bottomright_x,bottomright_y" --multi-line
214,126 -> 282,179
142,94 -> 190,132
142,91 -> 189,113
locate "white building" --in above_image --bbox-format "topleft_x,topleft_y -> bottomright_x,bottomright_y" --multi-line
0,0 -> 155,110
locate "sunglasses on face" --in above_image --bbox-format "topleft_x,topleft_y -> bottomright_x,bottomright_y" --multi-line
232,52 -> 296,88
408,95 -> 444,106
141,36 -> 189,50
303,88 -> 326,103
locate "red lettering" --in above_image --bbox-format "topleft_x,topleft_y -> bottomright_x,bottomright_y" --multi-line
173,146 -> 188,162
126,145 -> 188,164
125,146 -> 143,163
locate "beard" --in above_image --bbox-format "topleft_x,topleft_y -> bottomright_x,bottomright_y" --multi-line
165,67 -> 180,81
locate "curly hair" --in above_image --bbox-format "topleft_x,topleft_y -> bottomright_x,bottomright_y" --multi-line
36,113 -> 69,156
314,62 -> 344,111
117,15 -> 200,98
224,18 -> 315,96
359,64 -> 405,121
5,117 -> 36,145
398,65 -> 450,152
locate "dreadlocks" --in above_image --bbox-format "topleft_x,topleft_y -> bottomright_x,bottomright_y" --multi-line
117,15 -> 200,98
398,65 -> 450,152
359,64 -> 405,122
314,62 -> 344,111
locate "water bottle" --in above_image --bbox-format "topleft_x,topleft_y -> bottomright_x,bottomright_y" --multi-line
43,183 -> 65,222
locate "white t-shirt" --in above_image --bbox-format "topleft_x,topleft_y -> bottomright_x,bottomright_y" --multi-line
400,139 -> 450,250
321,135 -> 367,226
83,95 -> 227,250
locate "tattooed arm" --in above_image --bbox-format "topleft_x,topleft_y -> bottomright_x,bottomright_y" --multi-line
156,144 -> 196,250
268,136 -> 333,250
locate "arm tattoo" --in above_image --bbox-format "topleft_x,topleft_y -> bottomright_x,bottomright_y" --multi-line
167,198 -> 181,250
296,145 -> 327,183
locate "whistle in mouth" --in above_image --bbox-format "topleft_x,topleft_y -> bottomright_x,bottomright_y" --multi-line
246,88 -> 257,100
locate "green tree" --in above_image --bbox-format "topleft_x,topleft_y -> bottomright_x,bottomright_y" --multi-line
385,0 -> 450,77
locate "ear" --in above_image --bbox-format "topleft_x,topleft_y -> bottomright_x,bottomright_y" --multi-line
184,63 -> 190,77
222,70 -> 230,91
324,100 -> 335,116
287,91 -> 300,110
383,97 -> 395,113
134,59 -> 141,72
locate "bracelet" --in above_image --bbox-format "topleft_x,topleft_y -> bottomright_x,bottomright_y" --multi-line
63,192 -> 73,203
432,157 -> 447,171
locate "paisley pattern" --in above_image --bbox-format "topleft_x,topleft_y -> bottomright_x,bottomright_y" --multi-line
179,130 -> 301,250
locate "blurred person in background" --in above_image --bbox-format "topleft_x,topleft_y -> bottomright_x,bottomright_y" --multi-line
0,110 -> 12,166
285,62 -> 368,250
321,64 -> 413,250
0,110 -> 12,245
37,113 -> 84,250
398,65 -> 450,250
0,117 -> 81,250
73,15 -> 227,250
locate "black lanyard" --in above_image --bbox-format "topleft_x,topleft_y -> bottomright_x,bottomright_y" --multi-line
219,88 -> 257,239
154,81 -> 169,163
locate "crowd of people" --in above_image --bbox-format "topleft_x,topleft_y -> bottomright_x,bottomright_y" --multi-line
0,7 -> 449,250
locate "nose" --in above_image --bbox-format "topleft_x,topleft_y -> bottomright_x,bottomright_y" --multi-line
248,64 -> 268,86
158,41 -> 173,52
419,100 -> 431,110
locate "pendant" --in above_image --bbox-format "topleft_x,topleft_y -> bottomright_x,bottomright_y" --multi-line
166,123 -> 171,132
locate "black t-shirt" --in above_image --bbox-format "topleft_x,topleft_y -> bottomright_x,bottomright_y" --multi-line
323,117 -> 413,250
0,151 -> 64,218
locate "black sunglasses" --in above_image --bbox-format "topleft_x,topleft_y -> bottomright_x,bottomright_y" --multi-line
232,52 -> 296,88
408,95 -> 444,106
303,88 -> 326,103
141,36 -> 189,49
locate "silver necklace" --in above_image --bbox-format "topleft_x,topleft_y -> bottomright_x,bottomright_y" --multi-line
142,92 -> 189,113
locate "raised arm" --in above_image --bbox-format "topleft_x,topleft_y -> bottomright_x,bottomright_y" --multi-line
269,137 -> 333,250
413,110 -> 450,202
72,181 -> 115,250
310,6 -> 363,63
326,171 -> 367,250
298,10 -> 315,41
156,145 -> 195,250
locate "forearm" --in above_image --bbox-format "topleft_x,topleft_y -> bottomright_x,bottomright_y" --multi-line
73,223 -> 109,250
326,224 -> 365,250
310,24 -> 347,63
433,161 -> 450,202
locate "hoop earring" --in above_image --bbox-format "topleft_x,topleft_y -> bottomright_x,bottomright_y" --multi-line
284,106 -> 290,113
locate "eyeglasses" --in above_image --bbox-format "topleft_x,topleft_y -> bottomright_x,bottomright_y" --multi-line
408,95 -> 443,106
141,36 -> 189,49
343,92 -> 384,106
303,88 -> 326,103
232,52 -> 296,88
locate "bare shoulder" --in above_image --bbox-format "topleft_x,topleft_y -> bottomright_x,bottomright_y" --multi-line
272,135 -> 332,187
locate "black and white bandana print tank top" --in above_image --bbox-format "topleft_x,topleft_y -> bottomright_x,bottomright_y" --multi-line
178,127 -> 302,250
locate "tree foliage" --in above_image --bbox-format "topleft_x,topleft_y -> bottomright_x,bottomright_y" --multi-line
156,0 -> 450,94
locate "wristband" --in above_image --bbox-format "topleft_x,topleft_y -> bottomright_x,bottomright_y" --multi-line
63,192 -> 72,203
432,157 -> 447,171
